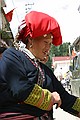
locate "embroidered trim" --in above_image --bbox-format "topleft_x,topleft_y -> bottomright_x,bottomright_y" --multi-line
39,89 -> 53,110
72,98 -> 80,112
24,84 -> 52,110
22,51 -> 45,86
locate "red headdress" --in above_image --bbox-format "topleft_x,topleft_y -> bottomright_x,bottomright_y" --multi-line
18,11 -> 62,46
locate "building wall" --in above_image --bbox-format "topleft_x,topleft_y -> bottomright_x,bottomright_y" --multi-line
53,60 -> 70,71
0,0 -> 2,29
0,0 -> 6,30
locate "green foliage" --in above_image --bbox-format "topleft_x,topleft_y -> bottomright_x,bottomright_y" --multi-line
45,55 -> 54,72
51,42 -> 70,57
0,30 -> 13,46
46,42 -> 71,69
59,42 -> 70,56
1,31 -> 12,39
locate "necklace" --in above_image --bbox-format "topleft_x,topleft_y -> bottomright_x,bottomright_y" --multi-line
22,52 -> 45,87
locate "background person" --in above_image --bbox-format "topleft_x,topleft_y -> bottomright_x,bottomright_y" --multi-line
0,47 -> 7,58
0,11 -> 80,120
0,40 -> 9,58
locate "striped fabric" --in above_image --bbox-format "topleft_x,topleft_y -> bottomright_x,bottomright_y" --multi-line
0,113 -> 51,120
72,98 -> 80,112
0,113 -> 37,120
24,84 -> 53,111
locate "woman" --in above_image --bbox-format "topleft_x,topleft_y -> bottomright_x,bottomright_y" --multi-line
0,11 -> 80,120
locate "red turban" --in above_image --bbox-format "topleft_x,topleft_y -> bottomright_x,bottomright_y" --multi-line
18,11 -> 62,46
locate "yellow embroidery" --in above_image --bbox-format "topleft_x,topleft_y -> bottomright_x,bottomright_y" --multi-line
39,89 -> 52,110
24,84 -> 52,110
72,98 -> 80,112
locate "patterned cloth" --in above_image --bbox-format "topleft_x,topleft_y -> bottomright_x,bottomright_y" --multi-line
0,113 -> 36,120
0,113 -> 53,120
33,59 -> 45,87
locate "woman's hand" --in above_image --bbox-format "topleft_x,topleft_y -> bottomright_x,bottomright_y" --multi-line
51,91 -> 62,108
77,112 -> 80,118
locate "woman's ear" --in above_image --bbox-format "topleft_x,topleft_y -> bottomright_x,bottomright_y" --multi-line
28,37 -> 32,43
28,38 -> 33,48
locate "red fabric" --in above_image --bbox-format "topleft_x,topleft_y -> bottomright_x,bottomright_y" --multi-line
0,113 -> 37,120
18,11 -> 62,46
72,50 -> 76,57
5,9 -> 15,22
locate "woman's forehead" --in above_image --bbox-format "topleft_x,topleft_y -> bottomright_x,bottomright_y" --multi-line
34,33 -> 53,41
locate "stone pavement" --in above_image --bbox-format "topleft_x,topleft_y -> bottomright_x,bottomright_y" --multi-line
53,107 -> 80,120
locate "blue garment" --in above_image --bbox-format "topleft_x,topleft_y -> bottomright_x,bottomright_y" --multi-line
0,47 -> 79,117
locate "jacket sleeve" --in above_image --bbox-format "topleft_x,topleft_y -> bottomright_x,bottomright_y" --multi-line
51,72 -> 80,116
0,48 -> 53,111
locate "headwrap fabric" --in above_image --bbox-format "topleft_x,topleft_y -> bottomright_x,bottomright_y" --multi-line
18,11 -> 62,46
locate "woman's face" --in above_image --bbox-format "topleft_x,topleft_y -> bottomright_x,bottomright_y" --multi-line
29,34 -> 52,61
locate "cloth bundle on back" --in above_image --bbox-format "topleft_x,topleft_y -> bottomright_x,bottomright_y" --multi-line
0,11 -> 80,120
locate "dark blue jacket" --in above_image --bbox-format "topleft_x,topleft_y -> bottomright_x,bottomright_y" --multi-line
0,48 -> 79,117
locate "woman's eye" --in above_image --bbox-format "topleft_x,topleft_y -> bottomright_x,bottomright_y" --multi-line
44,41 -> 48,44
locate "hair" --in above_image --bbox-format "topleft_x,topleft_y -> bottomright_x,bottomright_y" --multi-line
13,33 -> 30,50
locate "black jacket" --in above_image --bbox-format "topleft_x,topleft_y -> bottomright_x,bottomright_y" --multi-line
0,47 -> 79,117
